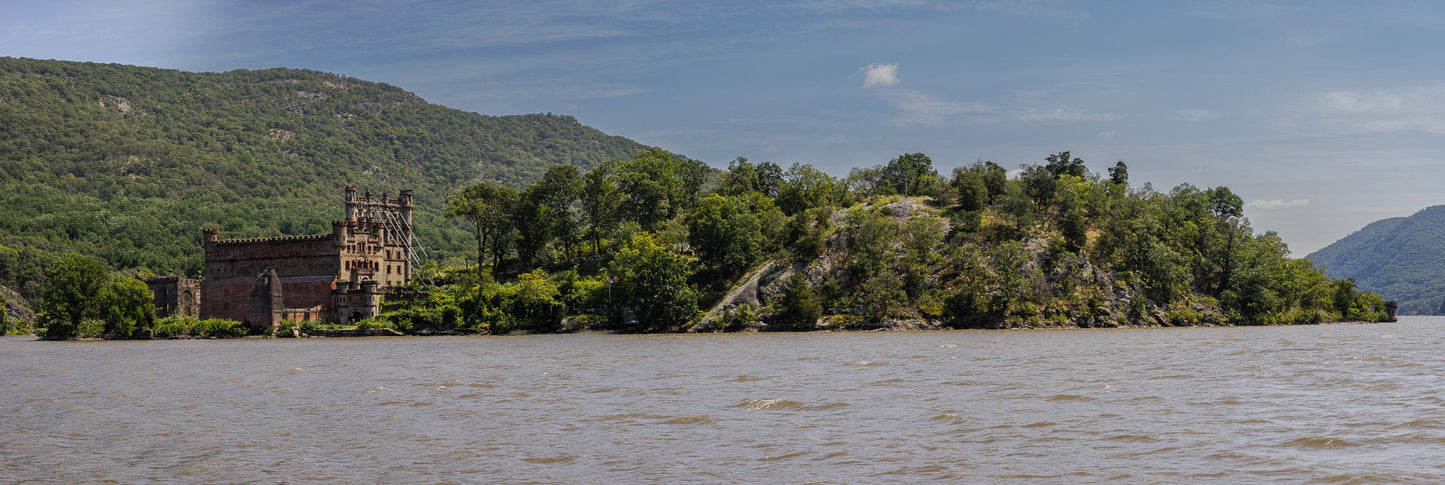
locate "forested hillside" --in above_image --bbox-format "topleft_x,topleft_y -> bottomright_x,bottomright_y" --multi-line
1307,206 -> 1445,315
0,57 -> 649,304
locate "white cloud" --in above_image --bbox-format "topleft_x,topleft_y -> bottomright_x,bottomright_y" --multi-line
1097,130 -> 1115,138
1247,199 -> 1311,209
965,0 -> 1089,20
1175,109 -> 1215,121
1322,90 -> 1406,113
886,91 -> 992,125
861,63 -> 899,88
1013,106 -> 1118,122
1309,84 -> 1445,134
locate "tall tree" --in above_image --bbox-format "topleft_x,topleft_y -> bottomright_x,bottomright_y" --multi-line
611,233 -> 699,332
884,152 -> 939,196
1108,161 -> 1129,186
446,182 -> 520,271
1045,151 -> 1087,178
39,253 -> 107,339
688,195 -> 763,279
97,277 -> 155,338
581,161 -> 622,257
533,165 -> 583,263
778,163 -> 846,215
716,157 -> 784,198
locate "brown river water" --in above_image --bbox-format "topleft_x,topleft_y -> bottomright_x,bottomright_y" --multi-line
4,318 -> 1445,483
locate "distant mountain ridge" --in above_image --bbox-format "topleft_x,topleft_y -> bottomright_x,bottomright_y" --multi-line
0,57 -> 650,299
1306,206 -> 1445,315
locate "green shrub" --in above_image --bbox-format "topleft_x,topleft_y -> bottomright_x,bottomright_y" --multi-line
193,318 -> 246,338
153,316 -> 193,338
76,318 -> 106,338
773,273 -> 822,331
152,316 -> 245,338
720,303 -> 757,332
1164,304 -> 1203,326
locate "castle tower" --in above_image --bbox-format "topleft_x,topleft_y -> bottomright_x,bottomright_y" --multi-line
398,189 -> 414,228
344,185 -> 359,221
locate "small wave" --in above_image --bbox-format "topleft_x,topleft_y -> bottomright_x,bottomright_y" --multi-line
521,454 -> 577,464
598,412 -> 658,421
1022,421 -> 1057,428
1103,433 -> 1157,442
732,375 -> 771,382
288,368 -> 306,375
735,399 -> 804,410
1401,418 -> 1443,428
868,378 -> 907,386
759,451 -> 809,462
1283,436 -> 1357,449
930,413 -> 966,424
937,344 -> 958,348
845,360 -> 886,366
1047,394 -> 1094,402
661,416 -> 710,425
1147,374 -> 1197,380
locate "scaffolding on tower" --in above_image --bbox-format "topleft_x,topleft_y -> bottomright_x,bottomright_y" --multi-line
372,208 -> 437,286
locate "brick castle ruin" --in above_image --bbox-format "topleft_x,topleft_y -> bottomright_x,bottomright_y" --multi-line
149,186 -> 419,330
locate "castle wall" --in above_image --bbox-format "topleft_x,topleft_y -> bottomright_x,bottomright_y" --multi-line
146,276 -> 200,318
199,186 -> 415,326
201,236 -> 340,326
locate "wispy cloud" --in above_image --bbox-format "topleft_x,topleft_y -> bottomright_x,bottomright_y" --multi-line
1175,109 -> 1215,121
965,0 -> 1089,19
1309,84 -> 1445,134
861,62 -> 899,88
1247,199 -> 1311,209
1013,106 -> 1118,122
886,91 -> 992,125
799,0 -> 928,12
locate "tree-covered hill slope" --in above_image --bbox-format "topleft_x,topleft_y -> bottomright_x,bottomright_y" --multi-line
0,57 -> 649,299
1307,206 -> 1445,315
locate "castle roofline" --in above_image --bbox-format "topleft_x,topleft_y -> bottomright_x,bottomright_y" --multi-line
210,233 -> 331,246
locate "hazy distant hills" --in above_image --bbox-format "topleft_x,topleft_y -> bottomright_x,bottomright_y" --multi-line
0,57 -> 649,297
1306,206 -> 1445,315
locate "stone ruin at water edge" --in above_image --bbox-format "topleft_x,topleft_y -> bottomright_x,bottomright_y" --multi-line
146,186 -> 424,332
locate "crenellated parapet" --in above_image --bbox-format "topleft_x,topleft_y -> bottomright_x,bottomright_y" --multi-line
209,233 -> 331,246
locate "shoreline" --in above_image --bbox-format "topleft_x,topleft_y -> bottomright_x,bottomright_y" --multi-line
18,318 -> 1392,341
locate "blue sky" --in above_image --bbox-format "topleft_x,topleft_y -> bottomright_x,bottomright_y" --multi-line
4,0 -> 1444,255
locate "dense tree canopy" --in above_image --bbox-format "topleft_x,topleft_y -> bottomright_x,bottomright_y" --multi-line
426,148 -> 1386,335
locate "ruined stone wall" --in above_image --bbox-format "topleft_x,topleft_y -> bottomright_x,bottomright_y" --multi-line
200,233 -> 340,325
146,276 -> 200,318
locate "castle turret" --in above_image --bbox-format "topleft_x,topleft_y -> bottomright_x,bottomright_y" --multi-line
203,228 -> 220,245
331,220 -> 348,246
398,189 -> 414,228
344,185 -> 359,221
